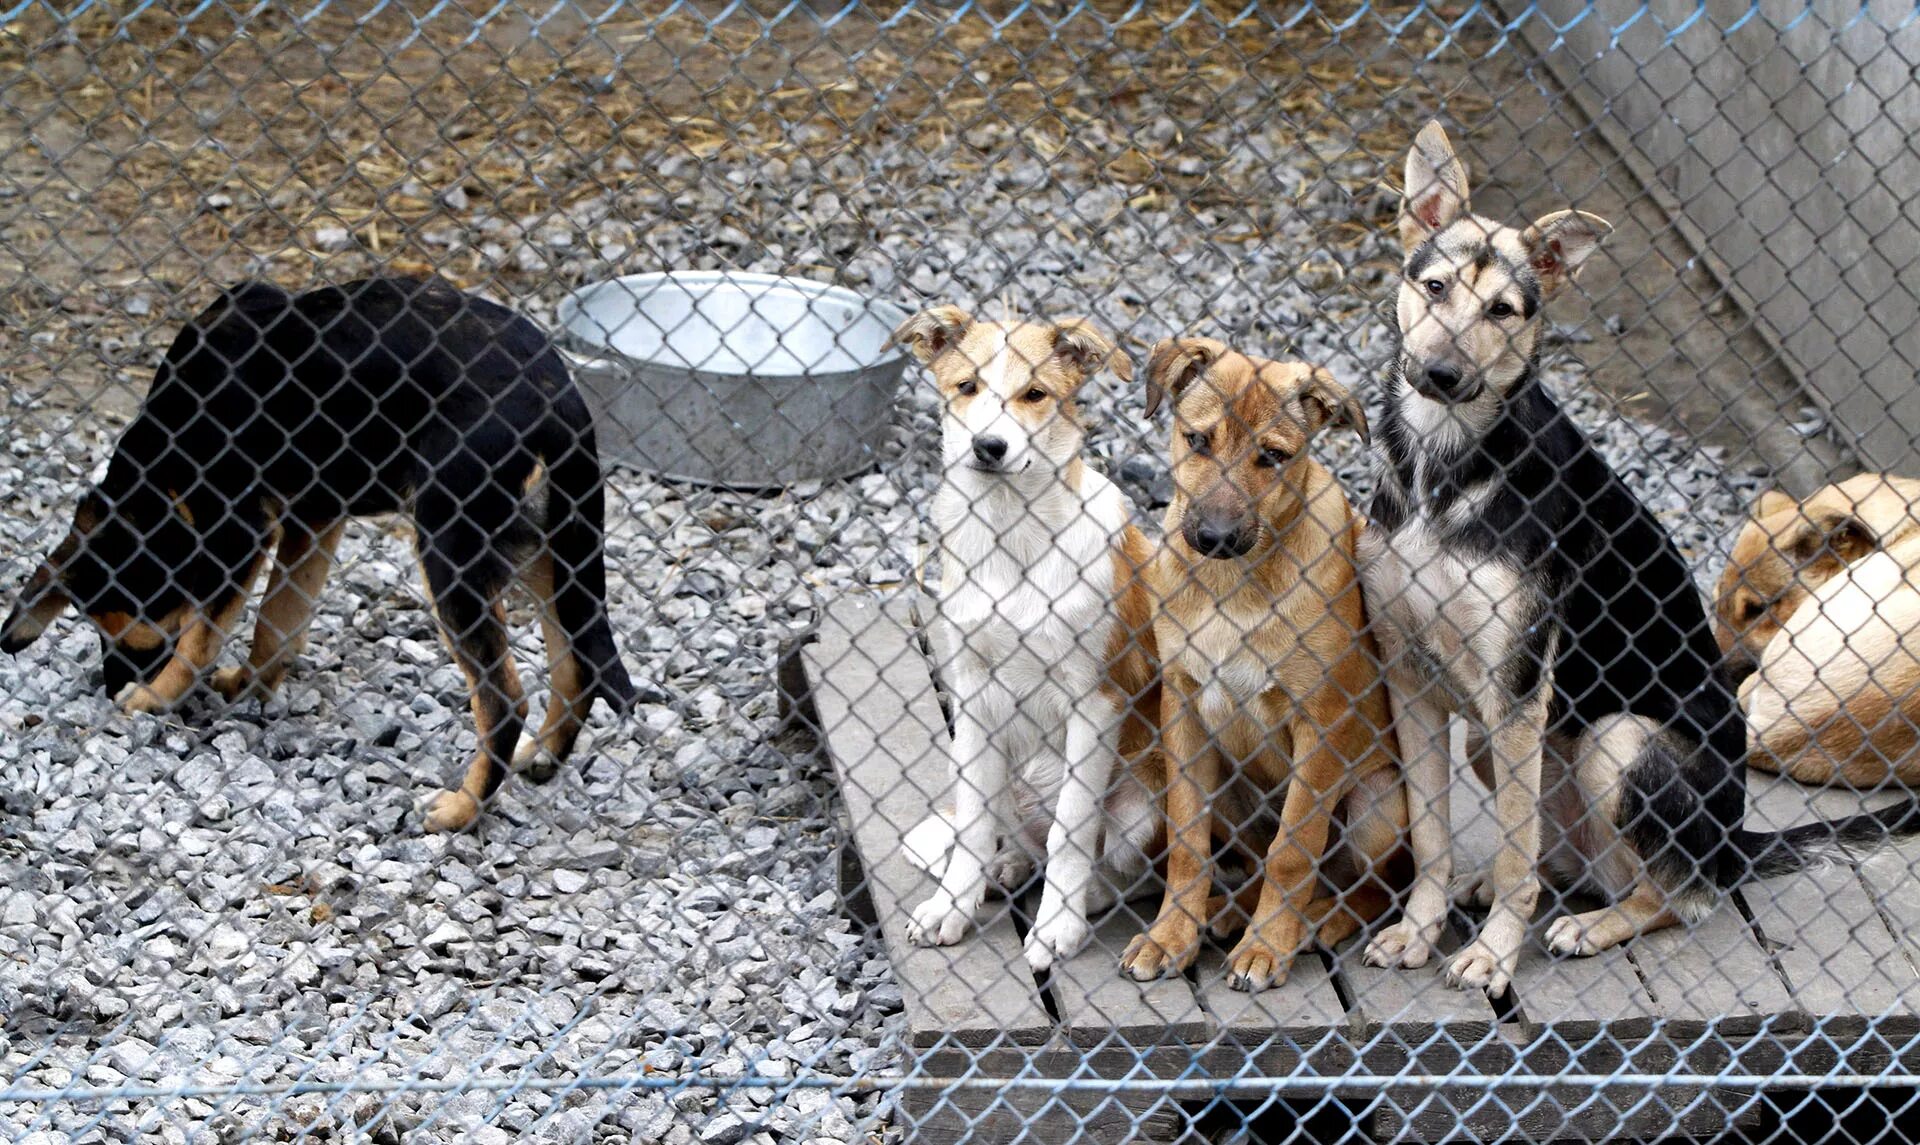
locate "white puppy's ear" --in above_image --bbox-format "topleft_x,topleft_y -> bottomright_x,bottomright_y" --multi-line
1400,120 -> 1471,250
1050,317 -> 1132,383
1522,210 -> 1611,299
1299,367 -> 1369,444
1143,337 -> 1225,418
889,305 -> 973,366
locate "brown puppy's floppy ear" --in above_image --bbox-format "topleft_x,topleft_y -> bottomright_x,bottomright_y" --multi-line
1754,488 -> 1797,521
1144,337 -> 1225,418
1786,503 -> 1878,567
1400,120 -> 1471,250
888,305 -> 973,366
1299,366 -> 1369,444
1050,317 -> 1132,382
1522,209 -> 1612,299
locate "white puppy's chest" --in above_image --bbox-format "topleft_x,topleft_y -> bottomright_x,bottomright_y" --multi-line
935,473 -> 1126,700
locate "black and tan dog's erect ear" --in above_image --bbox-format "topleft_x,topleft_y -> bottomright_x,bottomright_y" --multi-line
1144,337 -> 1226,418
1051,317 -> 1133,383
1785,502 -> 1878,567
1400,120 -> 1471,250
1300,367 -> 1370,444
1522,209 -> 1612,299
1,560 -> 72,653
888,305 -> 973,367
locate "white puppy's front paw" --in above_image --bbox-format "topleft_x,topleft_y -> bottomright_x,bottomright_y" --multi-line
906,894 -> 974,947
901,814 -> 958,878
1363,918 -> 1440,970
1023,911 -> 1091,972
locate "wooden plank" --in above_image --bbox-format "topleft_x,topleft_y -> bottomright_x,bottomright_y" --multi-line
1509,904 -> 1659,1041
1623,895 -> 1795,1036
802,592 -> 1052,1048
1329,917 -> 1499,1047
1191,944 -> 1347,1043
1741,775 -> 1920,1033
1048,903 -> 1211,1048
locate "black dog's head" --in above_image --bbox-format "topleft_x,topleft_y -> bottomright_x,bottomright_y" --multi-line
2,486 -> 197,695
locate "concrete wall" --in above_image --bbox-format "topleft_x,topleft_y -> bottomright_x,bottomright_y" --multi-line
1515,0 -> 1920,473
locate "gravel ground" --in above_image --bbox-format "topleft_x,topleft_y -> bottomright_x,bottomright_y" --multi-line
0,15 -> 1780,1145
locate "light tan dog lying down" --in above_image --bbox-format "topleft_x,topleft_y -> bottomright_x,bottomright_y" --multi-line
1716,473 -> 1920,785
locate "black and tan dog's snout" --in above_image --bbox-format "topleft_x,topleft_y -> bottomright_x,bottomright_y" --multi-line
1407,358 -> 1477,403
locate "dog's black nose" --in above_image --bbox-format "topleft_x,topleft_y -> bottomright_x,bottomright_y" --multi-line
1424,364 -> 1465,396
972,436 -> 1008,464
1187,522 -> 1253,559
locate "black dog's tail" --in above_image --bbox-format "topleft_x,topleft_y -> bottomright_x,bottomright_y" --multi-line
536,406 -> 638,713
1729,800 -> 1920,884
1623,727 -> 1920,907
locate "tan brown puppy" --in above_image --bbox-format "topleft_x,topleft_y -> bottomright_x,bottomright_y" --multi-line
1119,337 -> 1407,992
1717,474 -> 1920,785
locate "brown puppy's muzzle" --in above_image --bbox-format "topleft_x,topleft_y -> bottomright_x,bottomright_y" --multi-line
1183,492 -> 1259,560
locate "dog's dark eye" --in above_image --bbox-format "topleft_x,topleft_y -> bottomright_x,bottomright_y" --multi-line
1184,431 -> 1210,457
1738,598 -> 1767,624
1488,301 -> 1516,319
1021,388 -> 1048,403
1257,446 -> 1292,468
956,380 -> 979,397
1425,278 -> 1446,296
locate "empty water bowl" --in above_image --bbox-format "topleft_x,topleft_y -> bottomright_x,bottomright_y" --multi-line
558,271 -> 911,488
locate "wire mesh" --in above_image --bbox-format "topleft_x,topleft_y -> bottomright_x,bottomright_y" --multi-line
2,2 -> 1919,1142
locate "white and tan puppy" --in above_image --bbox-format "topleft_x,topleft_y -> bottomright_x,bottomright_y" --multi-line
891,305 -> 1162,972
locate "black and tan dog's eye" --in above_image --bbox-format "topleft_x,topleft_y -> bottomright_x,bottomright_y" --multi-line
1425,278 -> 1446,296
1257,446 -> 1292,468
1488,301 -> 1516,319
1184,431 -> 1210,457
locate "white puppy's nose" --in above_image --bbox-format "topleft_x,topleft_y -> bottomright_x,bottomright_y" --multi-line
971,436 -> 1008,465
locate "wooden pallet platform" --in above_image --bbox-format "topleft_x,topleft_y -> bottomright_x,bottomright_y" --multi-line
791,590 -> 1920,1143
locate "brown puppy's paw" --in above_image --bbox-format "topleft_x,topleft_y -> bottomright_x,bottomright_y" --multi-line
1225,938 -> 1295,993
423,789 -> 481,833
1119,920 -> 1201,981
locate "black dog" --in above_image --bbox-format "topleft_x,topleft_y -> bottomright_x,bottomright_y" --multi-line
1,277 -> 635,831
1358,123 -> 1920,995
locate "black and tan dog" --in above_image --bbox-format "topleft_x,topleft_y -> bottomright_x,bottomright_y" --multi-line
1,277 -> 635,831
1360,122 -> 1920,995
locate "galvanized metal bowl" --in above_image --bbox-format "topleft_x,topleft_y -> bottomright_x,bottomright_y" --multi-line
558,271 -> 911,488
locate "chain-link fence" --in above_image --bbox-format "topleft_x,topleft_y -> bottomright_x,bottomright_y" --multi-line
4,2 -> 1920,1142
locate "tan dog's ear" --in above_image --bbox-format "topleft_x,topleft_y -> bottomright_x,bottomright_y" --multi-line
1754,489 -> 1797,521
1785,503 -> 1878,566
1144,337 -> 1225,418
1300,367 -> 1369,444
1051,317 -> 1132,382
889,305 -> 972,366
1522,210 -> 1612,299
1400,120 -> 1470,250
